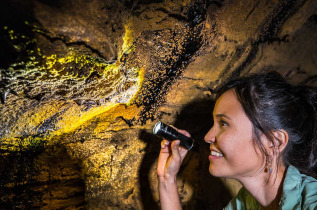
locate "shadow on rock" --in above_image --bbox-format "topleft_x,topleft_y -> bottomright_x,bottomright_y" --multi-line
0,143 -> 86,209
138,129 -> 162,210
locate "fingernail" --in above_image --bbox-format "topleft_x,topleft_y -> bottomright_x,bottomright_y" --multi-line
164,141 -> 169,145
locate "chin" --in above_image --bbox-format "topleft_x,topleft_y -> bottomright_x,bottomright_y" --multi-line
209,164 -> 233,178
209,165 -> 222,177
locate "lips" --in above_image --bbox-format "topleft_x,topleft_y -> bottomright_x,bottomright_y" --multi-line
209,148 -> 224,160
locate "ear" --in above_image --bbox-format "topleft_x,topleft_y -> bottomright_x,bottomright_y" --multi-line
269,129 -> 289,155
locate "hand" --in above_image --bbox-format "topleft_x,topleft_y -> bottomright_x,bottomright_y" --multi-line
157,128 -> 190,182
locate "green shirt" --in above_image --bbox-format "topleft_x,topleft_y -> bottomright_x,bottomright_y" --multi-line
224,166 -> 317,210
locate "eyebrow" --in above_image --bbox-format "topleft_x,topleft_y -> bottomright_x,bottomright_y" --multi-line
215,114 -> 232,120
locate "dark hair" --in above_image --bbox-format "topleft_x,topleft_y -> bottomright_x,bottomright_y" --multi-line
215,71 -> 317,177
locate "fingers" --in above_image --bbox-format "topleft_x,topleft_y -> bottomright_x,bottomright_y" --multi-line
178,146 -> 189,161
169,125 -> 191,138
161,139 -> 170,149
178,129 -> 191,138
171,140 -> 181,160
160,140 -> 181,153
157,139 -> 188,178
159,140 -> 182,159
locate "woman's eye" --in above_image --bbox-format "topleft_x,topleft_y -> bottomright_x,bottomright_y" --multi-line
219,120 -> 228,127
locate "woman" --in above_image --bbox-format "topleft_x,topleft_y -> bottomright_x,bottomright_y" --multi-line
157,71 -> 317,209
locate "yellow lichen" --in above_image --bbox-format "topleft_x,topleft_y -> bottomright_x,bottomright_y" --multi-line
121,18 -> 135,55
54,102 -> 120,135
0,136 -> 47,153
1,19 -> 143,151
127,67 -> 145,106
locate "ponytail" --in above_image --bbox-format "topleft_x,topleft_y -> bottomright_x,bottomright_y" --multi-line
288,85 -> 317,176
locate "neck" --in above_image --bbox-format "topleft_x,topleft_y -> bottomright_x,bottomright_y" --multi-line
237,165 -> 286,208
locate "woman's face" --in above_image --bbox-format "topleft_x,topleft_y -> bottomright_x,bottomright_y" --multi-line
204,89 -> 264,179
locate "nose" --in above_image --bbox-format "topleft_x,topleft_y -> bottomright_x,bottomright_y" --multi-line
204,125 -> 216,144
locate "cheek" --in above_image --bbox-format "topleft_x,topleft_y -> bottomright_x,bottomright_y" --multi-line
217,132 -> 237,155
219,131 -> 256,161
234,139 -> 264,167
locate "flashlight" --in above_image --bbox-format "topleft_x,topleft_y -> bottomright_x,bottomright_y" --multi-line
153,121 -> 197,150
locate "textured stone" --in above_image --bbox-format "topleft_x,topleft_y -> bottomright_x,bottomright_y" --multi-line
0,0 -> 316,209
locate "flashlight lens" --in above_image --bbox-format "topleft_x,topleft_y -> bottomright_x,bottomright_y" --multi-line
153,121 -> 162,134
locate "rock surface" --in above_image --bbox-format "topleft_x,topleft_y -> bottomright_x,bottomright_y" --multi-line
0,0 -> 316,209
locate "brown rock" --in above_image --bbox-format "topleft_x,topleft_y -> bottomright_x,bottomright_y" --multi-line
0,0 -> 316,209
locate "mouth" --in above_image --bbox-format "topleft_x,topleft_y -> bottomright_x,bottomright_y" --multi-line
209,150 -> 224,160
211,150 -> 223,157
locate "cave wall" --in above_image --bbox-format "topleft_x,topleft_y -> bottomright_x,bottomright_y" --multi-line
0,0 -> 316,209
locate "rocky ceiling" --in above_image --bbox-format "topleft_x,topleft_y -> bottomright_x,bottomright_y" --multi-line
0,0 -> 316,209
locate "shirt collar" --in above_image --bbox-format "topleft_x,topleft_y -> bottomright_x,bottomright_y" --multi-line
279,165 -> 301,207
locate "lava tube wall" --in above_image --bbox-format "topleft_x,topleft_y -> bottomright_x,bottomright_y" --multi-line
0,0 -> 316,209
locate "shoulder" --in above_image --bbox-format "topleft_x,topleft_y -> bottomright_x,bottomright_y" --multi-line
299,170 -> 317,208
280,165 -> 317,209
224,187 -> 259,210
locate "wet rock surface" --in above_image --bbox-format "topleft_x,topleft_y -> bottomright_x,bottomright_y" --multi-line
0,0 -> 316,209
